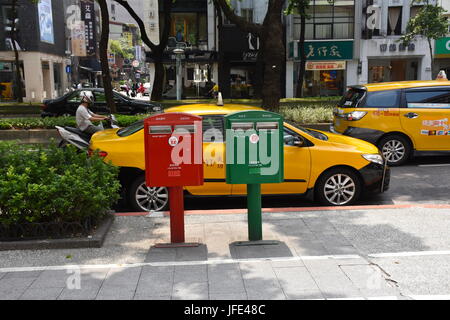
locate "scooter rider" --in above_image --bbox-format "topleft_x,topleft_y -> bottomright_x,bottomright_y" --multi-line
76,94 -> 109,135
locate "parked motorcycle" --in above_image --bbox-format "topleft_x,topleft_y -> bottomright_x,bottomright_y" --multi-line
56,115 -> 119,150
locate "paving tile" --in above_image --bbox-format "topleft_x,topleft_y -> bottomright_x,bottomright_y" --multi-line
29,270 -> 71,289
0,277 -> 36,290
303,259 -> 361,296
0,287 -> 28,300
208,264 -> 245,294
20,287 -> 64,300
1,271 -> 42,279
95,288 -> 136,300
135,270 -> 174,297
101,267 -> 141,289
284,289 -> 324,300
58,288 -> 100,300
274,266 -> 320,293
133,294 -> 171,300
209,293 -> 248,300
246,287 -> 286,300
172,282 -> 209,300
174,265 -> 207,284
270,259 -> 305,268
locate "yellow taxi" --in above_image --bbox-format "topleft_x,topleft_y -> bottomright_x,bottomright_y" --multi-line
90,104 -> 390,211
332,80 -> 450,166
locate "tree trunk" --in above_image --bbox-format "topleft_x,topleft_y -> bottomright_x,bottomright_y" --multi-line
296,13 -> 307,98
151,51 -> 165,101
97,0 -> 116,113
428,38 -> 435,78
11,0 -> 23,103
260,0 -> 285,112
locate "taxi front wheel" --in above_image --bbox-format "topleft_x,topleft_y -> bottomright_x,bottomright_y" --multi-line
315,168 -> 361,206
378,135 -> 411,166
128,176 -> 169,212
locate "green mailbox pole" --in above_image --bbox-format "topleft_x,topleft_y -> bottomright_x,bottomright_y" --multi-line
225,111 -> 284,241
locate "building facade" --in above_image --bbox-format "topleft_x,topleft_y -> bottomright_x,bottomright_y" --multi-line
0,0 -> 69,102
286,0 -> 439,98
357,0 -> 434,86
435,0 -> 450,75
216,0 -> 269,99
286,0 -> 356,98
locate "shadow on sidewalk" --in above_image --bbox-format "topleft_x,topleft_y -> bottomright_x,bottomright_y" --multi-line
229,241 -> 294,260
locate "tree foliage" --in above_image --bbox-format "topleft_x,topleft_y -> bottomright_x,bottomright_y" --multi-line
401,0 -> 448,72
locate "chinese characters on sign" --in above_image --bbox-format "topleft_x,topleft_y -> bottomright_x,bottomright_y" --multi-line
306,61 -> 346,71
380,43 -> 415,53
290,41 -> 353,61
306,45 -> 342,59
81,0 -> 96,56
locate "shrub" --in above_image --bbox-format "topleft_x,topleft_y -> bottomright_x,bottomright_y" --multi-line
0,141 -> 120,226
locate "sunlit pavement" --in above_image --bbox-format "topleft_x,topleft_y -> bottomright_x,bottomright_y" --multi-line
1,205 -> 450,300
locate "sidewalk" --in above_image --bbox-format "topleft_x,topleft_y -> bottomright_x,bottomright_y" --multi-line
1,205 -> 450,300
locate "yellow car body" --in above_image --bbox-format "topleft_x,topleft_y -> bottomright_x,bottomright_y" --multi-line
90,103 -> 389,211
332,80 -> 450,165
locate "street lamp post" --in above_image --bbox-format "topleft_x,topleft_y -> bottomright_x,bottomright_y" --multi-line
173,48 -> 185,101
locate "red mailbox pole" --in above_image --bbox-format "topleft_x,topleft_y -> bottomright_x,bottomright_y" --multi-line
168,186 -> 185,243
144,113 -> 203,244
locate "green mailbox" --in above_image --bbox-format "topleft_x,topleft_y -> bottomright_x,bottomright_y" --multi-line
225,111 -> 284,241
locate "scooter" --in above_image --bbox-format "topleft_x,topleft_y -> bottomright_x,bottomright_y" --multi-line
56,115 -> 119,151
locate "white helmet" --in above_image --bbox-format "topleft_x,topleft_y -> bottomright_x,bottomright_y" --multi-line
81,92 -> 93,104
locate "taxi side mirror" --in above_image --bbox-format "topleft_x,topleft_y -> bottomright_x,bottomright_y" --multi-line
293,137 -> 304,147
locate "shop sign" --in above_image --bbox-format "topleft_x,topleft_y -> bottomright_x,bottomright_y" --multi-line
380,42 -> 415,53
289,41 -> 353,61
436,37 -> 450,58
306,61 -> 346,71
81,0 -> 96,56
243,51 -> 258,61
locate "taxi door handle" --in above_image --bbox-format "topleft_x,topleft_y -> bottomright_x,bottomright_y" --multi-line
404,112 -> 419,119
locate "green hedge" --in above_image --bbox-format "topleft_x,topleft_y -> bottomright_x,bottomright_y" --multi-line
0,141 -> 120,226
0,103 -> 336,129
0,114 -> 147,130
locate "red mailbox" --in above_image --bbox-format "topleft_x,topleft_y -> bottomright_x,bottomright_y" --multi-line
144,113 -> 203,244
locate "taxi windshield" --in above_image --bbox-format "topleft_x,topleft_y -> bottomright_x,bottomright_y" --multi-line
339,88 -> 366,108
117,120 -> 144,137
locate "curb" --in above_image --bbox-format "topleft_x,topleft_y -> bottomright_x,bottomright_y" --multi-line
113,203 -> 450,217
0,215 -> 115,251
0,129 -> 60,144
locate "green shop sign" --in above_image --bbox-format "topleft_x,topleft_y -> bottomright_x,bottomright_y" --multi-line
289,41 -> 353,61
436,37 -> 450,58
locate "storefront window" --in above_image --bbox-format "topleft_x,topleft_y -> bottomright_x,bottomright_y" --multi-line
303,69 -> 344,97
230,67 -> 255,99
170,13 -> 207,47
294,0 -> 354,40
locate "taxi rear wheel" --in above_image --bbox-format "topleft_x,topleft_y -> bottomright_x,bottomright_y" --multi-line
315,168 -> 361,206
128,176 -> 169,212
378,135 -> 411,166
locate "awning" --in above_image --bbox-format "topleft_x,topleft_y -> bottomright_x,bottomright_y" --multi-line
79,58 -> 102,72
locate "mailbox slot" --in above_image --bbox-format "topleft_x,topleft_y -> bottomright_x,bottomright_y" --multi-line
174,124 -> 196,133
256,122 -> 279,131
149,125 -> 172,134
231,122 -> 254,131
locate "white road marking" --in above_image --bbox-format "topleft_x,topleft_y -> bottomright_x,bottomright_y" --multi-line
369,250 -> 450,258
407,295 -> 450,300
2,250 -> 450,273
0,255 -> 361,274
418,163 -> 450,167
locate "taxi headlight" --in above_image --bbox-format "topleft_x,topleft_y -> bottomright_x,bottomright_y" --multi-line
362,154 -> 384,165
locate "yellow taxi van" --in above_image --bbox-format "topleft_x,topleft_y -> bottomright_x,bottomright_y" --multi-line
332,80 -> 450,166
